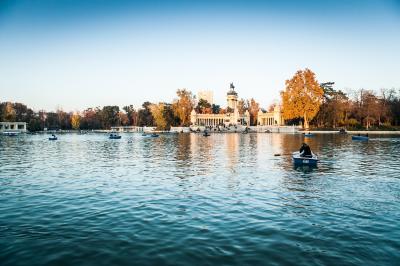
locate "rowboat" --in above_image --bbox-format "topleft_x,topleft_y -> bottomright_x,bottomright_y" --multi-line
150,133 -> 159,138
352,135 -> 368,141
109,134 -> 121,139
49,135 -> 57,141
203,132 -> 210,137
292,151 -> 318,165
304,133 -> 315,137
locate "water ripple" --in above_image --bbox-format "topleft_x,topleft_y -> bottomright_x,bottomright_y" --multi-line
0,133 -> 400,265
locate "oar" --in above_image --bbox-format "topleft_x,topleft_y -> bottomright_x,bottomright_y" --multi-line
274,153 -> 293,156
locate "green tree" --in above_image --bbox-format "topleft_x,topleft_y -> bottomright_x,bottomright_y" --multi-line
101,106 -> 120,129
123,105 -> 138,126
46,112 -> 59,130
27,115 -> 42,132
138,102 -> 154,126
314,87 -> 349,128
211,104 -> 220,114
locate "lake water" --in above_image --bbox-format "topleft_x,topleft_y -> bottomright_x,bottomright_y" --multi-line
1,133 -> 399,266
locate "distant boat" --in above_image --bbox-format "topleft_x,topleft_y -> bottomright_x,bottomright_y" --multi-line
142,133 -> 147,136
203,131 -> 210,137
304,133 -> 315,137
338,129 -> 347,135
352,135 -> 368,141
49,134 -> 57,141
109,133 -> 121,139
2,131 -> 18,137
150,133 -> 159,138
292,151 -> 318,166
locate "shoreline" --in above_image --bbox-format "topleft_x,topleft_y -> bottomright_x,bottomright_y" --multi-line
12,130 -> 400,135
303,130 -> 400,135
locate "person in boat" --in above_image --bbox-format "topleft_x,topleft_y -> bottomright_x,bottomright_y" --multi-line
299,143 -> 312,158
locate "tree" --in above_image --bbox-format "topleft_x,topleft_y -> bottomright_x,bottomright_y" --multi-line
359,90 -> 380,129
172,89 -> 195,126
211,104 -> 220,114
71,113 -> 81,130
4,102 -> 16,122
195,99 -> 211,114
123,105 -> 138,126
81,107 -> 102,130
163,104 -> 179,128
237,98 -> 247,114
101,106 -> 120,129
57,109 -> 71,130
27,115 -> 42,132
46,112 -> 59,130
118,112 -> 129,126
150,103 -> 167,130
388,89 -> 400,126
13,103 -> 29,121
248,98 -> 259,126
281,68 -> 324,129
314,87 -> 349,128
377,88 -> 394,126
138,102 -> 154,126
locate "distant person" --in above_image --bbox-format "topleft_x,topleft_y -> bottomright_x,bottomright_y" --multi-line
299,143 -> 312,158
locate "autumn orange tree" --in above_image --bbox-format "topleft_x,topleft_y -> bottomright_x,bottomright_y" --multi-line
172,89 -> 195,126
150,103 -> 167,130
281,68 -> 324,129
71,113 -> 81,130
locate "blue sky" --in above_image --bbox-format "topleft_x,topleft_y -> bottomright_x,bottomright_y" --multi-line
0,0 -> 399,111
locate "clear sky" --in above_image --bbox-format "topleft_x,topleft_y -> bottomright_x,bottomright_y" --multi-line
0,0 -> 399,111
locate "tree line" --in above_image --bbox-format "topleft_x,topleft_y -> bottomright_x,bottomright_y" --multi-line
2,73 -> 400,131
0,89 -> 265,131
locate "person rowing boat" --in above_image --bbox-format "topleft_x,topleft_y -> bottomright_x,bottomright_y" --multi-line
299,143 -> 312,158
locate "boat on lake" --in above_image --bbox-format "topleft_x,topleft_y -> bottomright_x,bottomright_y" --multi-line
150,133 -> 159,138
48,134 -> 57,141
2,131 -> 19,137
109,133 -> 121,139
352,135 -> 369,141
203,131 -> 210,137
304,133 -> 315,137
292,151 -> 318,166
